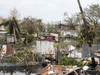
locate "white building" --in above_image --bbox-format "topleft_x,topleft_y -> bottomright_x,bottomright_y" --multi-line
0,22 -> 8,40
60,30 -> 78,43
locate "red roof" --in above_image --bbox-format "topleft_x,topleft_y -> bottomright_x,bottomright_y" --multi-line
43,35 -> 55,37
43,40 -> 55,41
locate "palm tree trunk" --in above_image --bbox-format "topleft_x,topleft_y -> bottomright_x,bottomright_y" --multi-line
25,32 -> 29,44
13,25 -> 17,44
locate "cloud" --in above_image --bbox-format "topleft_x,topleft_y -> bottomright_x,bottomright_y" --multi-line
41,3 -> 57,11
78,0 -> 100,8
0,0 -> 100,23
0,11 -> 8,18
0,0 -> 13,9
0,0 -> 13,5
18,0 -> 35,9
0,0 -> 14,18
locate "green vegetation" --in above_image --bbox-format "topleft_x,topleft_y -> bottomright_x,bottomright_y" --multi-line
5,50 -> 36,63
23,34 -> 34,45
0,17 -> 20,44
58,56 -> 84,67
1,4 -> 100,64
46,25 -> 59,34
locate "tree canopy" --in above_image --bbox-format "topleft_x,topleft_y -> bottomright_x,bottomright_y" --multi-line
0,17 -> 20,44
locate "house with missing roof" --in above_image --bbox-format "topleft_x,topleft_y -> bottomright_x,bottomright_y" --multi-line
0,26 -> 7,40
0,26 -> 14,44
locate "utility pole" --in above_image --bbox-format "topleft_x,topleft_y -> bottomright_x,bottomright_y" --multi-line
77,0 -> 96,68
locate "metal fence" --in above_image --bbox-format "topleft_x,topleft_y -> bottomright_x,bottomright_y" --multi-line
82,44 -> 100,58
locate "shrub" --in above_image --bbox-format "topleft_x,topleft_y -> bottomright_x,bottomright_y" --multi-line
5,50 -> 34,63
58,56 -> 84,67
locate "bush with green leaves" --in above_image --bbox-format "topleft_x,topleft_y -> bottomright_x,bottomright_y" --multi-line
5,50 -> 34,63
5,54 -> 19,63
14,41 -> 25,51
58,56 -> 84,67
23,34 -> 34,44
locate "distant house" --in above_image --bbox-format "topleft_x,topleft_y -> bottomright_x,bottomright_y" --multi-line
0,31 -> 7,38
60,30 -> 77,43
0,26 -> 5,31
55,23 -> 67,30
41,35 -> 55,41
60,30 -> 77,37
0,26 -> 8,42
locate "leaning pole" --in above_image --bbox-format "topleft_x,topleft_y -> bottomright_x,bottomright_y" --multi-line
77,0 -> 96,68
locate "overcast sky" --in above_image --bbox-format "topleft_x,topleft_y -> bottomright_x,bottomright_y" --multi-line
0,0 -> 100,23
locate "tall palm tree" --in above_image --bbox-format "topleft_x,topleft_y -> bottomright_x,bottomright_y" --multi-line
0,17 -> 20,44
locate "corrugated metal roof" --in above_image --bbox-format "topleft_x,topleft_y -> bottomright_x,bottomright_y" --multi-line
1,45 -> 15,59
37,65 -> 81,75
36,41 -> 55,58
82,44 -> 89,58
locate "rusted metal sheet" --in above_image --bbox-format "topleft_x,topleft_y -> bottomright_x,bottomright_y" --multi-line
45,41 -> 54,55
6,45 -> 14,55
36,41 -> 55,58
1,45 -> 7,58
37,65 -> 81,75
36,41 -> 41,52
1,45 -> 15,59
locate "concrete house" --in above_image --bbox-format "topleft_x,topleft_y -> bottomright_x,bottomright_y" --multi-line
60,30 -> 77,43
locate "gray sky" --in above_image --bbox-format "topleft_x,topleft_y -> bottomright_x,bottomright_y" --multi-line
0,0 -> 100,23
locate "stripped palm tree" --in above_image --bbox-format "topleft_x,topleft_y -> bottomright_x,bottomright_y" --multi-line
61,34 -> 78,42
0,17 -> 20,44
61,34 -> 82,48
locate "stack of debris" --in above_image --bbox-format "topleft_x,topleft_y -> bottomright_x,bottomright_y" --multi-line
36,64 -> 81,75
